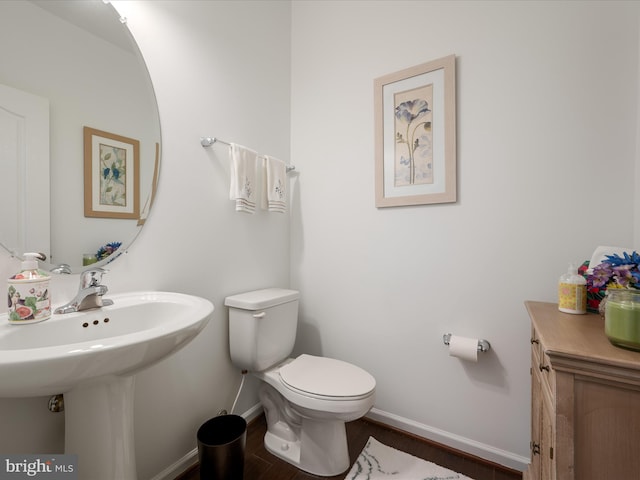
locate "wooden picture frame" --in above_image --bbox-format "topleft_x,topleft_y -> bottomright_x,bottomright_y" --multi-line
374,55 -> 456,207
137,142 -> 160,226
84,126 -> 140,219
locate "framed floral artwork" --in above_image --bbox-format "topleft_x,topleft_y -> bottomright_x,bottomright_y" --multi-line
84,126 -> 140,219
374,55 -> 456,207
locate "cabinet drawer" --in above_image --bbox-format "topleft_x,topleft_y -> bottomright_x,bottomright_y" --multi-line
531,327 -> 555,402
539,350 -> 555,401
531,328 -> 556,399
530,326 -> 542,359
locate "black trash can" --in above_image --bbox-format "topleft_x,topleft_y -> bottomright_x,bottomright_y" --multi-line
197,414 -> 247,480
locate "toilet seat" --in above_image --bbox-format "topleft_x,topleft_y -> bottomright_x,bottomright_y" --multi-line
279,354 -> 375,400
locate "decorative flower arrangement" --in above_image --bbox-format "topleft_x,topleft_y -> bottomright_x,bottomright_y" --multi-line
589,252 -> 640,289
580,251 -> 640,312
96,241 -> 122,261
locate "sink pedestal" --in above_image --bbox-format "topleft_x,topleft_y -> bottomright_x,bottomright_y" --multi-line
64,375 -> 137,480
0,291 -> 215,479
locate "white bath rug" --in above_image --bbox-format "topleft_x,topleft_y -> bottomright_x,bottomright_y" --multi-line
344,436 -> 475,480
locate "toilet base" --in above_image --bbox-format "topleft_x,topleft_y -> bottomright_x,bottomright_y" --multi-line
263,417 -> 350,477
260,382 -> 350,476
264,430 -> 301,468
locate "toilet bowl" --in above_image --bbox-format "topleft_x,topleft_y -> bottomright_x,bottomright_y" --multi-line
225,289 -> 376,476
256,355 -> 375,476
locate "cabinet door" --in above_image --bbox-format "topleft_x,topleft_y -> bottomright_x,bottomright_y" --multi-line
531,364 -> 555,480
540,388 -> 555,480
530,347 -> 542,479
574,379 -> 640,479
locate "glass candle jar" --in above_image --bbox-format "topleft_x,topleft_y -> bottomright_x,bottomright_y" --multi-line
83,254 -> 98,266
604,289 -> 640,351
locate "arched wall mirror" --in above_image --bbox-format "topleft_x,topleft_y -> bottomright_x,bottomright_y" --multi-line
0,0 -> 161,273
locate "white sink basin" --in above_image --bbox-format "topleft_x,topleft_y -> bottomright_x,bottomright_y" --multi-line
0,290 -> 214,479
0,291 -> 213,397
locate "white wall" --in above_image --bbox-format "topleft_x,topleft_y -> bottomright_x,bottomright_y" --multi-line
1,0 -> 639,477
290,0 -> 639,470
0,1 -> 291,479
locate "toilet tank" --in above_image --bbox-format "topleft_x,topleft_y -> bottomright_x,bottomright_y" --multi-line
225,288 -> 300,372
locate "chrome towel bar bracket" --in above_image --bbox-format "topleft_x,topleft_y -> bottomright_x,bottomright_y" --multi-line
200,136 -> 228,147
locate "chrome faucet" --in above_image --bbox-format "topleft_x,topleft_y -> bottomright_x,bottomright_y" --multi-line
54,268 -> 114,314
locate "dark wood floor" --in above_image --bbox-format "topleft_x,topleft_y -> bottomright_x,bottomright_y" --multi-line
178,414 -> 523,480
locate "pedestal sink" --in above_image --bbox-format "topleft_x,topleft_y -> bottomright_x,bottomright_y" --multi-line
0,291 -> 214,480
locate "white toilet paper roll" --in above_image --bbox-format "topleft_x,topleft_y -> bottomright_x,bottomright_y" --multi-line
448,335 -> 478,362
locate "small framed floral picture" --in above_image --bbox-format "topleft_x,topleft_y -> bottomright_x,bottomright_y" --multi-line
374,55 -> 456,207
84,126 -> 140,219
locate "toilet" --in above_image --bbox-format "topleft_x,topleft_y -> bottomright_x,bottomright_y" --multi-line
225,288 -> 376,477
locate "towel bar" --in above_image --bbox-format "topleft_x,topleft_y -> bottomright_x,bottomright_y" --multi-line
442,333 -> 491,353
200,136 -> 296,173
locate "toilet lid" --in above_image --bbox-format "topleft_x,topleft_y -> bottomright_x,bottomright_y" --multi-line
279,354 -> 375,398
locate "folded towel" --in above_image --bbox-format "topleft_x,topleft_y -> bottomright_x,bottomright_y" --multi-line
261,155 -> 287,213
229,143 -> 258,213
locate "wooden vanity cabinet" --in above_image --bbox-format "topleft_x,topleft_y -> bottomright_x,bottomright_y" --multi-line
524,301 -> 640,480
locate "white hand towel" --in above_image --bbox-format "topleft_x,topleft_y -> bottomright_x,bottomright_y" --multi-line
261,155 -> 287,213
229,143 -> 258,213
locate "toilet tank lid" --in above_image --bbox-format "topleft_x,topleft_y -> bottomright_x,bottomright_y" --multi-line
224,288 -> 299,310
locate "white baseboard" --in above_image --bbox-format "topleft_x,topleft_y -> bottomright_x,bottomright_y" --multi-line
148,448 -> 198,480
365,407 -> 529,472
241,402 -> 265,424
150,404 -> 528,479
149,404 -> 264,480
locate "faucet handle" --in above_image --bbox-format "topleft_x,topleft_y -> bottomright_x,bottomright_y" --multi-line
81,267 -> 109,288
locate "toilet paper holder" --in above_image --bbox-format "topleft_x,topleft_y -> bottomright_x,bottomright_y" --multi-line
442,334 -> 491,353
